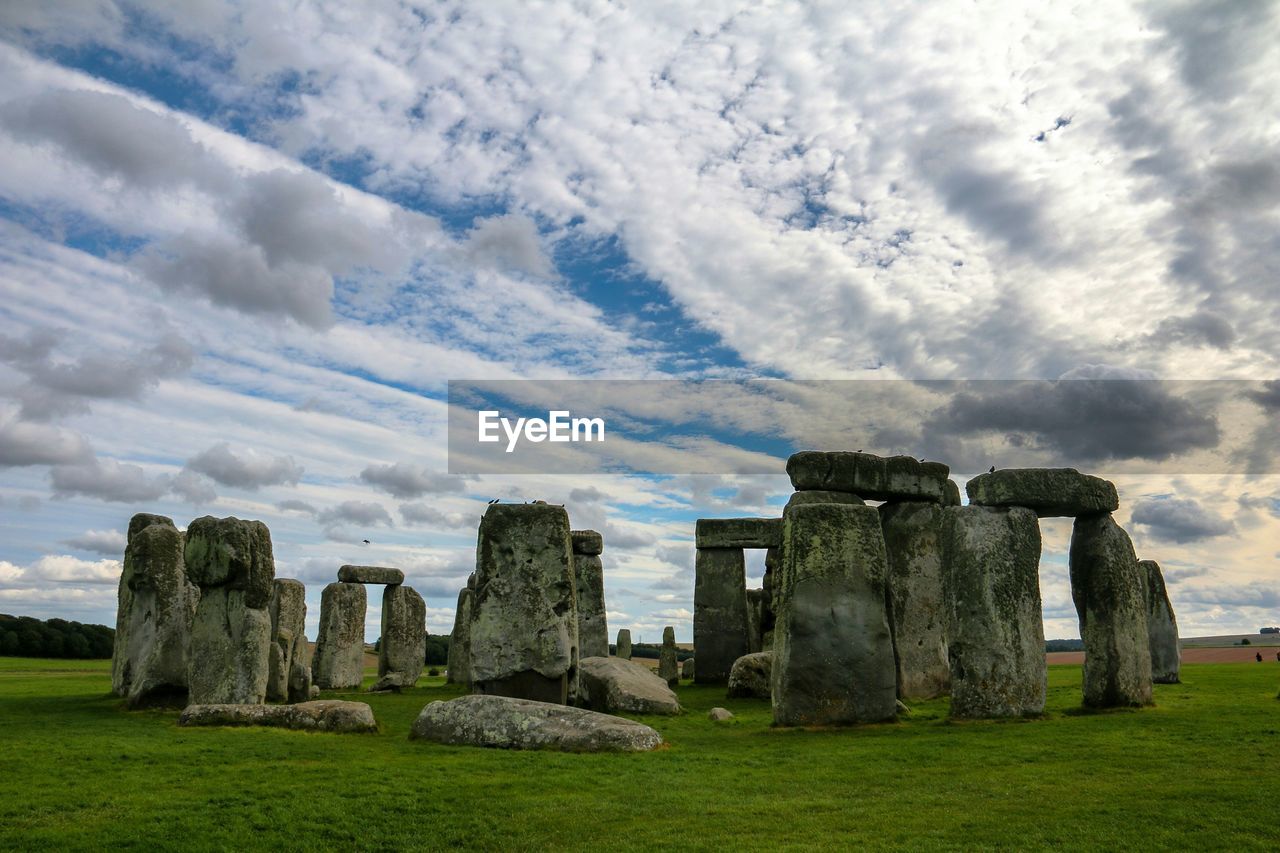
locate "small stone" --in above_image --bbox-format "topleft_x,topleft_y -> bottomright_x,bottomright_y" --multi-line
337,565 -> 405,585
966,468 -> 1119,517
446,587 -> 474,685
178,700 -> 377,733
658,626 -> 679,687
695,518 -> 783,549
682,657 -> 695,681
786,451 -> 950,503
707,707 -> 734,722
578,656 -> 682,715
615,628 -> 632,660
727,652 -> 773,699
408,695 -> 664,752
1141,559 -> 1181,685
570,529 -> 604,556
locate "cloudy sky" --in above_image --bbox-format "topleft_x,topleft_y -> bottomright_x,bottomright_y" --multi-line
1,1 -> 1278,644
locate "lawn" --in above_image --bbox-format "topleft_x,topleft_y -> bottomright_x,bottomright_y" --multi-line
1,658 -> 1277,851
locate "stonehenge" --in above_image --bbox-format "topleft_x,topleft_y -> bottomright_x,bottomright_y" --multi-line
1141,559 -> 1181,684
572,530 -> 609,659
267,579 -> 308,703
658,626 -> 679,687
375,583 -> 426,691
312,581 -> 367,690
693,517 -> 778,683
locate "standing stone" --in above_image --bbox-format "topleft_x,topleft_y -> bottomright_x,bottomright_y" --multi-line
469,503 -> 579,705
761,546 -> 780,650
693,547 -> 750,683
446,586 -> 474,685
112,514 -> 197,707
184,516 -> 276,706
267,579 -> 307,703
1069,514 -> 1153,707
772,503 -> 897,726
746,589 -> 765,654
879,502 -> 950,700
572,530 -> 609,659
376,584 -> 426,690
615,629 -> 632,660
1141,559 -> 1181,684
941,506 -> 1046,718
658,626 -> 679,688
682,657 -> 695,681
312,582 -> 368,690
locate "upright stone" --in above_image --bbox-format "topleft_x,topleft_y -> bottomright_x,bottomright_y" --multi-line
615,629 -> 632,660
682,657 -> 695,681
658,626 -> 679,687
469,502 -> 579,705
693,547 -> 750,683
377,584 -> 426,689
184,516 -> 276,706
1141,559 -> 1181,684
941,506 -> 1046,718
446,587 -> 474,685
879,502 -> 950,700
761,546 -> 780,649
746,589 -> 765,654
312,582 -> 367,690
572,530 -> 609,659
1069,514 -> 1153,707
112,513 -> 197,707
267,579 -> 307,703
772,503 -> 897,726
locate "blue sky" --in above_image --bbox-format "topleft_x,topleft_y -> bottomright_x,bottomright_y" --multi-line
1,1 -> 1279,643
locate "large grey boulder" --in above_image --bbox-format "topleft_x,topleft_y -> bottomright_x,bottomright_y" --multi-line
312,582 -> 367,690
615,628 -> 632,660
469,503 -> 579,705
786,451 -> 950,503
578,656 -> 682,715
409,695 -> 664,752
879,502 -> 950,700
267,579 -> 307,703
658,626 -> 679,687
966,468 -> 1119,517
1069,514 -> 1153,707
1141,559 -> 1181,684
184,516 -> 275,705
572,531 -> 609,659
446,586 -> 473,685
772,503 -> 897,726
693,547 -> 750,683
376,584 -> 425,690
695,518 -> 782,549
727,651 -> 773,699
179,700 -> 377,733
338,564 -> 404,585
941,506 -> 1046,718
682,657 -> 695,681
112,514 -> 197,707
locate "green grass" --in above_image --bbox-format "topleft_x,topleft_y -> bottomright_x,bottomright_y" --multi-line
0,659 -> 1277,851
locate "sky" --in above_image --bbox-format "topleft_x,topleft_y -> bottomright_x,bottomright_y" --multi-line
1,1 -> 1278,644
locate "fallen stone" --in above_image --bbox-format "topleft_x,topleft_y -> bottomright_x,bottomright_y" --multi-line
408,695 -> 664,752
682,657 -> 695,681
895,699 -> 911,715
879,502 -> 950,700
179,700 -> 377,733
941,506 -> 1046,718
267,579 -> 307,703
693,547 -> 750,683
1141,559 -> 1181,684
578,656 -> 682,715
784,490 -> 866,508
1070,514 -> 1153,707
379,584 -> 425,689
658,626 -> 679,687
695,518 -> 782,549
570,529 -> 604,556
708,707 -> 734,722
446,587 -> 474,685
311,582 -> 367,690
966,468 -> 1119,517
786,451 -> 950,503
308,685 -> 320,699
615,628 -> 632,660
337,565 -> 404,585
773,503 -> 897,726
573,547 -> 610,659
727,651 -> 773,699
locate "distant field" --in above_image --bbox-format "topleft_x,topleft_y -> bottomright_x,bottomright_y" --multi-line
1,657 -> 1277,850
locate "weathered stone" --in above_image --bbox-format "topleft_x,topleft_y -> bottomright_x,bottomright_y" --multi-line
943,480 -> 962,507
695,518 -> 782,549
378,584 -> 425,689
682,657 -> 695,681
466,572 -> 476,590
288,660 -> 312,704
941,506 -> 1046,718
784,490 -> 866,508
658,626 -> 679,687
338,564 -> 404,585
112,514 -> 197,707
615,628 -> 632,660
409,695 -> 664,752
179,700 -> 377,733
573,551 -> 609,659
267,579 -> 307,703
746,588 -> 764,654
966,468 -> 1119,517
446,587 -> 473,685
311,582 -> 367,690
708,707 -> 734,722
727,651 -> 773,699
879,502 -> 950,700
693,547 -> 750,683
1069,514 -> 1153,707
760,546 -> 779,643
470,503 -> 578,704
578,656 -> 682,715
570,529 -> 603,556
1141,559 -> 1181,684
772,503 -> 897,726
786,451 -> 950,503
184,517 -> 275,705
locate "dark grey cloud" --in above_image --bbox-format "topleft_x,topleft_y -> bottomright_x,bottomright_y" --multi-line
603,523 -> 656,550
1153,308 -> 1236,350
568,486 -> 606,503
360,462 -> 467,499
0,419 -> 93,467
1247,380 -> 1280,411
1174,581 -> 1279,610
49,458 -> 170,503
277,499 -> 317,515
61,528 -> 127,556
186,442 -> 303,490
1149,0 -> 1280,102
169,469 -> 217,505
317,500 -> 395,529
1131,497 -> 1234,544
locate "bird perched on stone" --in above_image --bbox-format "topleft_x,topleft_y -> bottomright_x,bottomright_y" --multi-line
487,498 -> 498,504
988,465 -> 996,473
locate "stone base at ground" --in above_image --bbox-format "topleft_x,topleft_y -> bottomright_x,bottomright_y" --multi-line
408,695 -> 664,752
178,700 -> 377,733
578,656 -> 682,715
727,651 -> 773,699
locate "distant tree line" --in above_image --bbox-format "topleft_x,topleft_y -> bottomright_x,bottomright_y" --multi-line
373,633 -> 451,666
0,614 -> 114,659
1260,627 -> 1279,635
617,642 -> 694,662
1044,639 -> 1085,652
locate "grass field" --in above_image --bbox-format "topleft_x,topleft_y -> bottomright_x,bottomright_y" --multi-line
1,658 -> 1277,851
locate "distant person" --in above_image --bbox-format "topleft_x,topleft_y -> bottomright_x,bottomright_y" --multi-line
1257,652 -> 1263,662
